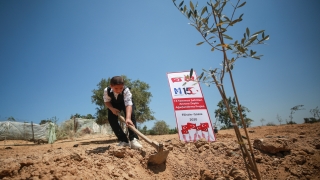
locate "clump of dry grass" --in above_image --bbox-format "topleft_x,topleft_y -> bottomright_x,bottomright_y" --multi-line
81,127 -> 92,134
55,120 -> 75,140
55,120 -> 95,140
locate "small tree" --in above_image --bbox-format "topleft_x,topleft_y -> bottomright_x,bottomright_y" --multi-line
7,116 -> 15,121
215,97 -> 250,128
91,76 -> 155,125
142,125 -> 147,135
244,118 -> 253,128
310,106 -> 320,119
260,118 -> 265,126
287,120 -> 297,125
152,120 -> 169,135
304,106 -> 320,123
40,120 -> 52,125
169,128 -> 178,134
266,122 -> 276,126
70,113 -> 81,119
276,114 -> 283,125
288,105 -> 304,123
148,129 -> 156,135
172,1 -> 268,178
47,116 -> 59,124
83,114 -> 94,119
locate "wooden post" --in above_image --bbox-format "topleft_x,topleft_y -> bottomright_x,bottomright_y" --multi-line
73,116 -> 76,133
31,121 -> 35,143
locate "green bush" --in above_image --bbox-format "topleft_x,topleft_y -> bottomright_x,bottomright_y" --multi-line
220,125 -> 230,130
266,122 -> 276,126
304,118 -> 320,124
169,128 -> 178,134
286,120 -> 297,125
148,129 -> 156,135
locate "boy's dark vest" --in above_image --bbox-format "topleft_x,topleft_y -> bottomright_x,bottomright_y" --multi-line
107,86 -> 132,105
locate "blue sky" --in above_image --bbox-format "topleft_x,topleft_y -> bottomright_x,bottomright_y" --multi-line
1,0 -> 319,130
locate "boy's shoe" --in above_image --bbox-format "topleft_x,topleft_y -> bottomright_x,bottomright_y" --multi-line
118,141 -> 130,147
130,138 -> 143,149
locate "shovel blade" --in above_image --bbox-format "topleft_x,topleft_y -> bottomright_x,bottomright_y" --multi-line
147,150 -> 170,165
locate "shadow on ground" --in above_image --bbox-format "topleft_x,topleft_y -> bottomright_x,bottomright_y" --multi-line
85,145 -> 111,154
80,139 -> 117,145
148,163 -> 167,173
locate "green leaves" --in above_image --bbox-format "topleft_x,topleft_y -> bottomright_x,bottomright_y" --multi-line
197,41 -> 205,46
222,34 -> 233,40
251,30 -> 264,37
211,1 -> 219,9
201,17 -> 208,24
245,36 -> 257,47
172,0 -> 269,66
210,28 -> 218,33
251,55 -> 262,60
198,71 -> 204,81
208,36 -> 215,40
172,0 -> 176,6
246,27 -> 250,38
190,1 -> 194,11
188,10 -> 192,18
238,1 -> 246,8
183,5 -> 187,13
201,6 -> 207,16
250,50 -> 256,56
249,50 -> 263,60
179,0 -> 184,7
258,35 -> 270,43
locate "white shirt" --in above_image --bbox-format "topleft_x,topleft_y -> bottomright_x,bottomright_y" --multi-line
103,87 -> 133,106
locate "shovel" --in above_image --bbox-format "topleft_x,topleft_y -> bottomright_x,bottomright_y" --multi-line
118,115 -> 170,165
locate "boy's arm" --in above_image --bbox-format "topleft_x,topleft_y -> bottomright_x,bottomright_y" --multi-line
104,102 -> 112,109
125,105 -> 134,127
123,88 -> 134,126
104,102 -> 120,115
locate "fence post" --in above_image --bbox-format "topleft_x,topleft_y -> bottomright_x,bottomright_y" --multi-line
73,116 -> 76,133
31,121 -> 35,143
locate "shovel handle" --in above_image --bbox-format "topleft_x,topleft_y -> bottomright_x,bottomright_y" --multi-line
118,115 -> 163,151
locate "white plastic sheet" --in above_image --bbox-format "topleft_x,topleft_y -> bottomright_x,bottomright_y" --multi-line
75,118 -> 113,134
0,121 -> 55,143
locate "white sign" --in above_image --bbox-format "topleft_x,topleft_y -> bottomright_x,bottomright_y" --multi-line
167,71 -> 216,142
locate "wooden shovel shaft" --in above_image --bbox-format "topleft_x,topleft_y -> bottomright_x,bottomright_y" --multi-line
118,115 -> 163,152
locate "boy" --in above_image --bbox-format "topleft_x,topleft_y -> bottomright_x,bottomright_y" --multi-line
103,76 -> 143,149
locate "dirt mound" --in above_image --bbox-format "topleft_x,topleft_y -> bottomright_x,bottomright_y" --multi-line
1,123 -> 320,179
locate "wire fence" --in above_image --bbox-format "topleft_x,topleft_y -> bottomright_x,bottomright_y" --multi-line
0,119 -> 114,143
0,121 -> 50,141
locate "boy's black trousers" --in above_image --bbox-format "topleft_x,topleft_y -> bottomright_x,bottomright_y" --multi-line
107,103 -> 139,143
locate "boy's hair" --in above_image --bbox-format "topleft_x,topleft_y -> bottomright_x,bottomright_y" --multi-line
110,76 -> 124,85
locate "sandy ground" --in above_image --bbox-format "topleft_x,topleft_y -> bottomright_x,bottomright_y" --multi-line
0,122 -> 320,180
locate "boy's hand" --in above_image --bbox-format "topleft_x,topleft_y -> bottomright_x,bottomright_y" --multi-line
110,108 -> 120,115
125,118 -> 134,127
